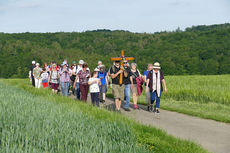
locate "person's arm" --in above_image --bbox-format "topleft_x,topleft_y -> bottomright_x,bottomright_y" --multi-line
110,67 -> 123,79
73,75 -> 78,88
124,70 -> 128,77
105,74 -> 109,88
67,69 -> 72,76
162,79 -> 167,93
138,70 -> 142,78
130,75 -> 133,89
88,78 -> 97,85
98,79 -> 101,86
143,75 -> 147,83
59,69 -> 64,75
48,74 -> 51,83
146,78 -> 150,93
110,71 -> 122,79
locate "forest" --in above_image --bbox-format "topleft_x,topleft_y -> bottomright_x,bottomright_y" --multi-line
0,23 -> 230,78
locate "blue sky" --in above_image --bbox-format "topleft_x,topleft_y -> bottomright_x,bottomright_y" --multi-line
0,0 -> 229,33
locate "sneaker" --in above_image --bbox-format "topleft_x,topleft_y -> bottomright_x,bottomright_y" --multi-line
147,106 -> 150,111
134,104 -> 138,109
124,107 -> 131,111
156,109 -> 160,114
150,105 -> 153,112
153,107 -> 156,113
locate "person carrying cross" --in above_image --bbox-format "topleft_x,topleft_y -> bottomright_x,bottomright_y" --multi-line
109,60 -> 128,112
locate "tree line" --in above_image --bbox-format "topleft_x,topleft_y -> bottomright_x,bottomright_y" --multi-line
1,23 -> 230,78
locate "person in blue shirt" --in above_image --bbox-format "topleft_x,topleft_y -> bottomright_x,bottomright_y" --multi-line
98,65 -> 109,103
143,64 -> 153,111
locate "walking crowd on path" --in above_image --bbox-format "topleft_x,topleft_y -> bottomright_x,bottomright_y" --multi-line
29,59 -> 167,114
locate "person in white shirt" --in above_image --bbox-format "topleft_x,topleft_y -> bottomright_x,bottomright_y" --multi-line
41,68 -> 49,88
88,71 -> 101,107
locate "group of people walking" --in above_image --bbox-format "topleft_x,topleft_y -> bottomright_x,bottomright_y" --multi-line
29,59 -> 167,113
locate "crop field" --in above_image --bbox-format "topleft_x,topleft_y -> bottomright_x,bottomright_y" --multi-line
0,79 -> 208,153
109,75 -> 230,123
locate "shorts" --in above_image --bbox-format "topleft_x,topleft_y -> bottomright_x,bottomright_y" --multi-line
131,84 -> 138,95
112,84 -> 124,100
100,84 -> 107,93
51,83 -> 59,90
42,82 -> 49,88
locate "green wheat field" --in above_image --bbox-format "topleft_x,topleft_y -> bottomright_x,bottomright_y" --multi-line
0,79 -> 208,153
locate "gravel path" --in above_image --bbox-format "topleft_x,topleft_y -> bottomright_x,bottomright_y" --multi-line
71,94 -> 230,153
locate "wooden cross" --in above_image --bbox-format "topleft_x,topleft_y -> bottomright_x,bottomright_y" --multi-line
110,50 -> 135,85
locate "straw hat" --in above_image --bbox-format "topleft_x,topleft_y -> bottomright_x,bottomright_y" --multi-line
153,62 -> 161,69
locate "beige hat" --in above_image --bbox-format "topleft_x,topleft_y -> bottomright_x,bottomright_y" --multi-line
36,63 -> 40,66
153,62 -> 161,69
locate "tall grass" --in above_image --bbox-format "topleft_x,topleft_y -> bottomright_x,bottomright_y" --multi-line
0,81 -> 147,153
163,75 -> 230,105
123,75 -> 230,123
0,79 -> 208,153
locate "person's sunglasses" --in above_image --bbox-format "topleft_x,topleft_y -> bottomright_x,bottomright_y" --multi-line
124,62 -> 127,64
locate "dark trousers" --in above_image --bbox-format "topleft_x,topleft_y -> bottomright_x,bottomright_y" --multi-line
75,83 -> 81,100
31,76 -> 35,87
79,84 -> 89,102
91,92 -> 99,107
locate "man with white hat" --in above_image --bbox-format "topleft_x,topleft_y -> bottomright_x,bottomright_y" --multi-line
30,61 -> 36,87
146,62 -> 167,114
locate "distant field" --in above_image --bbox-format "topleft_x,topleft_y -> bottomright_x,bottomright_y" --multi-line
0,79 -> 207,153
108,75 -> 230,123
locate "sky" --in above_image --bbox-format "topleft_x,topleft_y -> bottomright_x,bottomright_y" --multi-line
0,0 -> 230,33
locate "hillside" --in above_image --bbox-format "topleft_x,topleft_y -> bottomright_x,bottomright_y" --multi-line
1,23 -> 230,78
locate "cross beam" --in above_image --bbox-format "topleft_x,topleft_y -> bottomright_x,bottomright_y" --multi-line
110,50 -> 135,85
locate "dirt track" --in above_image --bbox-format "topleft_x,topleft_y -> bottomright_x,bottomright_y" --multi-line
72,94 -> 230,153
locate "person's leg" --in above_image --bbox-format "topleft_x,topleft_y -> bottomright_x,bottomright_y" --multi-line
124,84 -> 131,108
85,85 -> 89,101
96,92 -> 100,107
150,91 -> 156,105
102,85 -> 106,102
115,98 -> 119,110
34,78 -> 38,88
133,93 -> 137,105
32,76 -> 35,87
150,91 -> 157,112
72,81 -> 75,95
155,91 -> 162,109
99,85 -> 103,102
91,93 -> 95,105
81,84 -> 88,102
80,84 -> 84,101
118,85 -> 124,110
39,79 -> 42,88
60,82 -> 65,95
65,82 -> 69,96
42,83 -> 45,88
76,83 -> 80,100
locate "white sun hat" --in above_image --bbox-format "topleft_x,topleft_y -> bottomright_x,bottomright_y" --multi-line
32,61 -> 36,64
153,62 -> 161,69
79,60 -> 84,65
